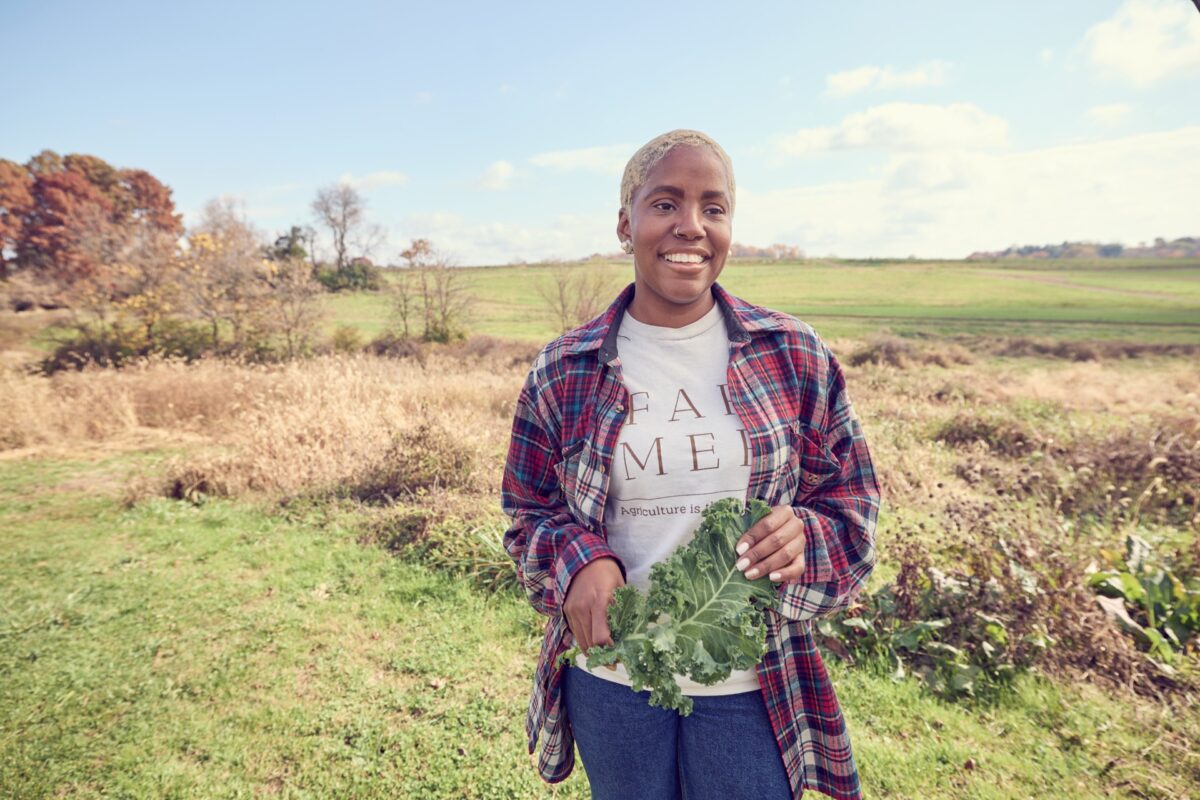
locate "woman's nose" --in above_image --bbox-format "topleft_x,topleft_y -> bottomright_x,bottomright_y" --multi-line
674,206 -> 704,239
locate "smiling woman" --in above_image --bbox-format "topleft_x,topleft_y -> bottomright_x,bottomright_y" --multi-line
501,129 -> 881,800
618,139 -> 734,329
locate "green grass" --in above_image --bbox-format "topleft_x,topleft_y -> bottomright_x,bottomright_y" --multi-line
362,259 -> 1200,344
2,455 -> 1197,798
16,259 -> 1200,351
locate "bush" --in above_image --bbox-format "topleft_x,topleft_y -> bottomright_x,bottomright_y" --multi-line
348,420 -> 478,502
367,331 -> 427,363
363,505 -> 518,594
39,322 -> 148,373
330,325 -> 364,354
1088,533 -> 1200,666
935,410 -> 1042,457
315,263 -> 383,292
422,320 -> 466,345
817,525 -> 1053,700
848,334 -> 974,369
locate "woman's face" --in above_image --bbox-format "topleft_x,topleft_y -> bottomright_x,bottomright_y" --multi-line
617,145 -> 732,327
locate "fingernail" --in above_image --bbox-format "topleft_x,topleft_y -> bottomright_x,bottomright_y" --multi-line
736,542 -> 749,556
746,568 -> 759,579
769,572 -> 782,581
736,557 -> 750,571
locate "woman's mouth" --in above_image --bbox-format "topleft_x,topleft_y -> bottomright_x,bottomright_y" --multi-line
659,252 -> 710,272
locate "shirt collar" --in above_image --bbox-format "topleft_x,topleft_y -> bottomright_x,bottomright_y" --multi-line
565,281 -> 786,362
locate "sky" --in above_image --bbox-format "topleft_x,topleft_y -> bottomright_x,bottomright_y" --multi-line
3,0 -> 1200,265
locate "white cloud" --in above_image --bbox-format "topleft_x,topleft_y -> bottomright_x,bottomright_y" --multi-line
1040,48 -> 1055,63
1087,103 -> 1133,126
398,211 -> 616,266
824,60 -> 950,96
415,90 -> 434,104
1084,0 -> 1200,87
529,144 -> 632,175
480,160 -> 517,190
739,126 -> 1200,258
339,170 -> 410,190
774,103 -> 1008,156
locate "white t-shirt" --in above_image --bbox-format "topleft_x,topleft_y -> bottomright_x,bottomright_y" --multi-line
574,301 -> 760,695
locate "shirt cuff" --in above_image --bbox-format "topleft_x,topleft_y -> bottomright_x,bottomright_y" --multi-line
552,530 -> 624,612
790,505 -> 835,586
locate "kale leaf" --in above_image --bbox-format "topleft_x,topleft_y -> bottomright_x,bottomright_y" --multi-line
563,497 -> 779,715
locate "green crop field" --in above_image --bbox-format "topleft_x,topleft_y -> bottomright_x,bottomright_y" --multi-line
326,259 -> 1200,345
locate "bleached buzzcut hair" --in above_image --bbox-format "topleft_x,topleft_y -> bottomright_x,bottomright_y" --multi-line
619,129 -> 736,219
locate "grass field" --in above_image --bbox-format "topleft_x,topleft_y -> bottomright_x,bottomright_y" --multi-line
325,258 -> 1200,344
3,456 -> 1197,798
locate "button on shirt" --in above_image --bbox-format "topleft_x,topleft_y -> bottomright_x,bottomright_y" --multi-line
501,282 -> 881,800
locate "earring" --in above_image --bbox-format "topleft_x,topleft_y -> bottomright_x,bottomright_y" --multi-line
620,239 -> 633,254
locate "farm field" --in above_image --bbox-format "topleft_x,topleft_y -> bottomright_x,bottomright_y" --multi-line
324,259 -> 1200,344
1,258 -> 1199,798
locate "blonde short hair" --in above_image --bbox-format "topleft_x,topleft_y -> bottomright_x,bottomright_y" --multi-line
619,129 -> 736,219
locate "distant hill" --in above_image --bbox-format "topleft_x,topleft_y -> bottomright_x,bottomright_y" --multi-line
968,237 -> 1200,261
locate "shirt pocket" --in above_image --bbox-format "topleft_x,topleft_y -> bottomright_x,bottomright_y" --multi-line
782,421 -> 842,503
552,439 -> 587,523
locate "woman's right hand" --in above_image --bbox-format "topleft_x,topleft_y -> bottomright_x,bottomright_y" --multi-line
563,557 -> 625,661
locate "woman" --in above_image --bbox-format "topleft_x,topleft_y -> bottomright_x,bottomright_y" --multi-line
501,129 -> 880,800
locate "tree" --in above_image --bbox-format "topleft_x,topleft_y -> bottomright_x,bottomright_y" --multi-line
261,256 -> 325,359
0,160 -> 33,278
389,239 -> 434,339
1,151 -> 182,290
536,263 -> 617,333
267,225 -> 312,263
18,169 -> 115,287
415,241 -> 473,343
182,198 -> 270,350
310,183 -> 386,290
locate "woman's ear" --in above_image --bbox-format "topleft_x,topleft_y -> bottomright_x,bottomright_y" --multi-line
616,208 -> 631,245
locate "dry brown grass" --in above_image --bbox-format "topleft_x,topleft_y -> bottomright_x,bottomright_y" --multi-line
2,336 -> 1197,697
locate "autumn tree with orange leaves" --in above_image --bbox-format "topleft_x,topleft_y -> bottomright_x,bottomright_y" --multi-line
0,150 -> 182,302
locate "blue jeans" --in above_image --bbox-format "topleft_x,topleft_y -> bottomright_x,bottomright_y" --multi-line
563,667 -> 792,800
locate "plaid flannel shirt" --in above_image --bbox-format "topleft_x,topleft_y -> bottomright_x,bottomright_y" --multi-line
501,281 -> 880,800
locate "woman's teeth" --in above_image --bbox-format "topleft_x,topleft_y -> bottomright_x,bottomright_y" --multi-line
662,253 -> 705,263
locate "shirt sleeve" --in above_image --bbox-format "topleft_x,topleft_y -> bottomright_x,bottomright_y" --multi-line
500,360 -> 624,618
779,342 -> 881,621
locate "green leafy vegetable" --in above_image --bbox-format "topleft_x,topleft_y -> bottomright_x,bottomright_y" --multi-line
562,498 -> 779,715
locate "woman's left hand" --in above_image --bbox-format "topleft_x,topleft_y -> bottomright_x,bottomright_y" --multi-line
734,505 -> 806,584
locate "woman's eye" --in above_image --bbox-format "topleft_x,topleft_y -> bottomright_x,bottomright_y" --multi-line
652,201 -> 675,211
705,206 -> 727,216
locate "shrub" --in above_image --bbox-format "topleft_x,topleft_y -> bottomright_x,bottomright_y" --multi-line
347,420 -> 478,502
315,263 -> 383,292
362,503 -> 518,594
817,503 -> 1189,701
817,525 -> 1053,700
848,334 -> 974,369
1088,533 -> 1200,665
367,331 -> 427,363
39,322 -> 148,373
935,410 -> 1042,457
330,325 -> 364,354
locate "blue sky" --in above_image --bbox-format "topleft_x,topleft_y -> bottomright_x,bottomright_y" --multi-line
4,0 -> 1199,264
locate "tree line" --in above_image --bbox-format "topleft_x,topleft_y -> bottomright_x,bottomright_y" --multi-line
0,150 -> 478,370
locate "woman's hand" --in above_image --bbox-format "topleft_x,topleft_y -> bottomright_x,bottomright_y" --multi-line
563,557 -> 625,667
734,505 -> 806,583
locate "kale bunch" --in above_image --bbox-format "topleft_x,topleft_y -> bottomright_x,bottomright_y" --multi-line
563,497 -> 780,715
